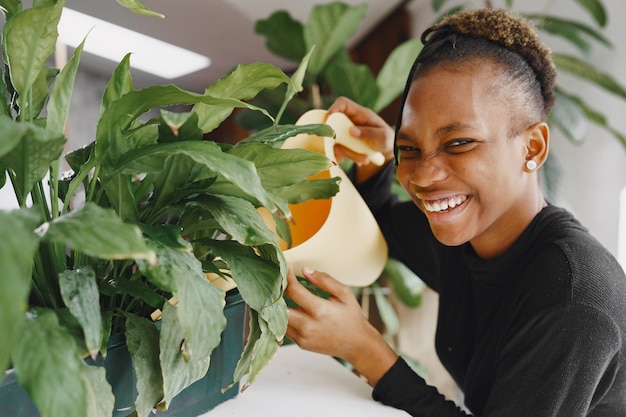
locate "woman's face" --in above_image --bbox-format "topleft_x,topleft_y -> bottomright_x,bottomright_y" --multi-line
396,61 -> 543,258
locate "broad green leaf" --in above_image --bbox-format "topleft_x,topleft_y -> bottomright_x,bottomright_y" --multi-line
158,110 -> 203,143
125,313 -> 163,417
81,364 -> 115,417
372,283 -> 399,335
0,120 -> 66,204
526,14 -> 611,55
193,63 -> 294,133
24,64 -> 58,121
228,142 -> 334,190
0,114 -> 31,158
255,10 -> 306,62
109,140 -> 289,216
237,313 -> 280,390
374,38 -> 422,112
116,0 -> 164,18
384,258 -> 425,308
59,266 -> 103,359
41,202 -> 156,262
0,0 -> 21,18
47,38 -> 85,135
136,232 -> 226,361
431,0 -> 449,13
192,194 -> 278,246
100,53 -> 133,115
201,239 -> 281,312
0,208 -> 40,375
572,0 -> 607,27
13,308 -> 90,417
241,123 -> 334,146
2,0 -> 64,108
325,50 -> 379,109
553,54 -> 626,100
276,46 -> 316,124
270,176 -> 341,204
550,90 -> 588,143
159,302 -> 213,408
258,296 -> 288,342
303,2 -> 367,77
554,87 -> 626,151
96,84 -> 276,167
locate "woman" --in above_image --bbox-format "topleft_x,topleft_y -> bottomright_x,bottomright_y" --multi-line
285,8 -> 626,416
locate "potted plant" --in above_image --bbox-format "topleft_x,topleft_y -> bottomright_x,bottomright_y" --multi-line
0,1 -> 339,416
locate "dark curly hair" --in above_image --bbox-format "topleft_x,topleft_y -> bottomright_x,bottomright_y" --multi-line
396,8 -> 557,138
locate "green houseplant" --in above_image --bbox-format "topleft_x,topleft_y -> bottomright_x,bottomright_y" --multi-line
0,1 -> 340,416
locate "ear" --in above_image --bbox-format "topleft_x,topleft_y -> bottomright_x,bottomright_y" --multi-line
524,122 -> 549,171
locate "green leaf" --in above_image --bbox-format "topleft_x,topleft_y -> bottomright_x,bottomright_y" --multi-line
255,10 -> 306,62
116,0 -> 164,18
95,84 -> 278,168
554,86 -> 626,151
193,63 -> 294,133
192,194 -> 278,246
572,0 -> 607,27
13,309 -> 92,417
276,46 -> 315,124
158,110 -> 203,143
41,202 -> 156,262
228,142 -> 334,190
303,2 -> 367,77
0,208 -> 40,375
82,364 -> 115,417
325,49 -> 379,109
553,54 -> 626,100
136,232 -> 227,361
233,310 -> 280,390
241,123 -> 334,146
549,88 -> 589,144
0,120 -> 66,203
371,283 -> 399,335
159,302 -> 213,408
2,0 -> 64,108
0,0 -> 22,18
47,37 -> 85,135
384,258 -> 425,308
125,313 -> 164,417
24,64 -> 58,121
526,14 -> 611,55
0,114 -> 31,158
201,239 -> 282,312
100,53 -> 134,115
374,38 -> 422,112
431,0 -> 450,13
59,266 -> 103,359
109,140 -> 289,216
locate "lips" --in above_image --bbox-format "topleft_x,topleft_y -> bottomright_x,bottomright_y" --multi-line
422,195 -> 468,213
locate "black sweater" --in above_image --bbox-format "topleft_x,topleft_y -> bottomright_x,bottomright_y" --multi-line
356,163 -> 626,416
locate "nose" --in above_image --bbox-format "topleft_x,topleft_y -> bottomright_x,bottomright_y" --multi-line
407,157 -> 448,188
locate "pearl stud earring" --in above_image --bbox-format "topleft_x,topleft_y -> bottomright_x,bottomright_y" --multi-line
525,160 -> 537,171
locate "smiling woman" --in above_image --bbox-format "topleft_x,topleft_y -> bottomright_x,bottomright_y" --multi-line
284,8 -> 626,417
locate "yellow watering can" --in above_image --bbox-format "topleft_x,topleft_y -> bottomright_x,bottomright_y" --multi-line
264,109 -> 388,287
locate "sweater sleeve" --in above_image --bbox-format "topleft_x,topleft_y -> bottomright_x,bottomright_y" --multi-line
372,303 -> 622,417
373,358 -> 472,416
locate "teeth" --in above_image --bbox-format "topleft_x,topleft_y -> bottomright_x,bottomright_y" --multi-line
423,195 -> 467,213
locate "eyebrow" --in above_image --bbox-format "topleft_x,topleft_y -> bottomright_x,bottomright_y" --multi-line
397,121 -> 474,142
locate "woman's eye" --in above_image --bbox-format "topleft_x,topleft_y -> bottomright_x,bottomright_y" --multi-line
397,145 -> 419,158
446,139 -> 476,152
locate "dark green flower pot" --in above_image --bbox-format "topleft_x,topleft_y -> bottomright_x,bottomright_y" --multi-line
1,289 -> 246,417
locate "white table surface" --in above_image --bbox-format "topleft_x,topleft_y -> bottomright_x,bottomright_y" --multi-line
204,344 -> 408,416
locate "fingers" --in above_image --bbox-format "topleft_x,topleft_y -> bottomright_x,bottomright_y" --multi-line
328,97 -> 384,128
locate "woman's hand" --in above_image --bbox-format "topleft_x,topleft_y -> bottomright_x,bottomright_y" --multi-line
285,266 -> 398,386
328,97 -> 396,183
